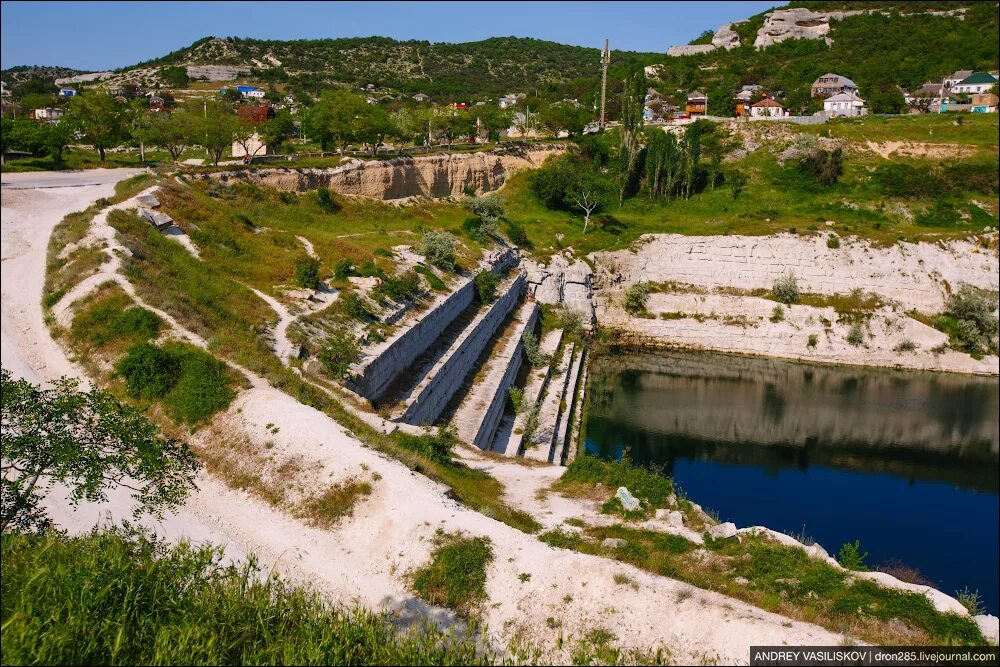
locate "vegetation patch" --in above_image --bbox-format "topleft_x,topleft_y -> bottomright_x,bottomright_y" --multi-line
69,286 -> 163,357
410,531 -> 494,616
295,479 -> 373,529
1,529 -> 488,665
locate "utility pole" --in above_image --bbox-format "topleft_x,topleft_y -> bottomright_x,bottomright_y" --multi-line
599,38 -> 610,130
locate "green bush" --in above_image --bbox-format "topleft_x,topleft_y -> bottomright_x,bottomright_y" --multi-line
623,283 -> 650,316
507,386 -> 524,413
826,235 -> 840,249
847,322 -> 866,347
505,220 -> 531,248
872,163 -> 946,198
770,305 -> 785,323
115,343 -> 180,400
316,188 -> 340,213
772,273 -> 800,304
1,529 -> 487,665
945,284 -> 999,357
339,293 -> 372,321
411,532 -> 493,615
396,428 -> 457,464
414,264 -> 446,291
915,201 -> 964,228
421,231 -> 456,272
317,329 -> 361,378
521,330 -> 548,367
71,295 -> 162,349
294,256 -> 321,290
161,347 -> 235,424
838,540 -> 869,571
374,271 -> 421,302
474,270 -> 498,303
807,333 -> 819,348
798,147 -> 844,187
559,455 -> 674,510
332,259 -> 354,280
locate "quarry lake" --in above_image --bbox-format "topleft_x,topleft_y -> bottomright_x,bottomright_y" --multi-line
584,349 -> 1000,614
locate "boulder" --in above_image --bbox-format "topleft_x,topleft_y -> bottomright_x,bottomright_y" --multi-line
655,509 -> 685,527
615,486 -> 641,512
601,538 -> 627,550
974,615 -> 999,645
135,193 -> 160,208
708,522 -> 738,540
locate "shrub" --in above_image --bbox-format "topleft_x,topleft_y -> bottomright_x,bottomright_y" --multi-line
521,330 -> 549,367
421,231 -> 456,272
956,587 -> 985,616
838,540 -> 869,571
915,201 -> 964,228
798,147 -> 844,186
71,295 -> 162,349
317,329 -> 361,378
161,347 -> 235,424
945,284 -> 999,357
826,235 -> 840,249
338,293 -> 371,321
115,343 -> 180,400
396,428 -> 457,464
558,455 -> 674,510
474,270 -> 498,303
505,220 -> 531,248
411,533 -> 493,615
414,264 -> 446,290
316,188 -> 340,213
770,305 -> 785,323
807,333 -> 818,348
294,256 -> 321,290
332,259 -> 354,280
463,195 -> 504,241
507,386 -> 524,413
623,283 -> 651,316
893,339 -> 917,353
772,273 -> 800,304
847,322 -> 865,347
375,271 -> 421,302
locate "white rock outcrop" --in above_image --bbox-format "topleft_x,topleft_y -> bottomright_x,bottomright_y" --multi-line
525,254 -> 595,324
753,7 -> 866,49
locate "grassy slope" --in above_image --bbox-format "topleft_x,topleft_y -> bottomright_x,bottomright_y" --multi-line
1,530 -> 491,666
504,114 -> 999,258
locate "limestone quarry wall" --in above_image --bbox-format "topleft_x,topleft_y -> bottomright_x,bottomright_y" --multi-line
200,147 -> 563,201
399,273 -> 526,426
593,233 -> 998,313
349,247 -> 518,400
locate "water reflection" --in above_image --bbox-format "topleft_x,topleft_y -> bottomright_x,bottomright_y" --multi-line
584,349 -> 1000,613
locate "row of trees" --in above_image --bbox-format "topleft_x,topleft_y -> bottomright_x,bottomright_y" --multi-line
1,92 -> 295,165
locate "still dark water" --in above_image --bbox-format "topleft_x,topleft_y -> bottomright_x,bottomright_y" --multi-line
584,350 -> 1000,613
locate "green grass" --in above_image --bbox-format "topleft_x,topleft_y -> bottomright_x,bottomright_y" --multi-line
1,147 -> 210,173
554,455 -> 675,514
1,529 -> 492,665
799,112 -> 1000,151
410,532 -> 494,616
70,287 -> 163,353
295,479 -> 373,529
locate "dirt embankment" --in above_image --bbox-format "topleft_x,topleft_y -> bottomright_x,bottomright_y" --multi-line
196,146 -> 564,200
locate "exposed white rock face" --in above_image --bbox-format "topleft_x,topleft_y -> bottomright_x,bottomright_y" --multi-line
709,522 -> 738,539
753,7 -> 866,48
666,44 -> 717,57
712,23 -> 742,49
185,65 -> 249,81
974,614 -> 999,645
524,254 -> 595,324
594,233 -> 997,313
55,72 -> 113,86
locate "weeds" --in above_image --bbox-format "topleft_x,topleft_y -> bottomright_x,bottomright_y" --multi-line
410,531 -> 493,616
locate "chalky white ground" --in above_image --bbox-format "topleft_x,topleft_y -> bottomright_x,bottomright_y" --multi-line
4,170 -> 994,659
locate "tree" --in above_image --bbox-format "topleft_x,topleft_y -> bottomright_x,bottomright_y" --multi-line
475,103 -> 514,142
159,66 -> 190,88
43,121 -> 75,163
354,104 -> 396,155
258,109 -> 295,153
538,102 -> 591,138
569,165 -> 613,234
681,122 -> 702,199
703,134 -> 724,190
868,85 -> 906,115
728,168 -> 748,200
198,99 -> 237,165
150,108 -> 198,162
799,147 -> 844,186
643,128 -> 680,200
434,108 -> 475,148
128,99 -> 155,162
303,90 -> 368,153
1,369 -> 199,533
615,71 -> 645,204
65,92 -> 128,161
392,106 -> 432,150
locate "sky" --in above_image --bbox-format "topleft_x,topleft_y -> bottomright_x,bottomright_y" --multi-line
1,1 -> 783,71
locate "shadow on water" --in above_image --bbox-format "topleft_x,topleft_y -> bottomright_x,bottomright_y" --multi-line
584,349 -> 1000,613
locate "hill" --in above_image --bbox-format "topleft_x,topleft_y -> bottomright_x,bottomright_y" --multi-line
112,35 -> 662,101
653,0 -> 998,113
0,65 -> 89,88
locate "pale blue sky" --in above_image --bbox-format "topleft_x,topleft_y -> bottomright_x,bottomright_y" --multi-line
1,1 -> 783,71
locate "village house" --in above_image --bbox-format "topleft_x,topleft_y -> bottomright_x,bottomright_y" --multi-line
911,82 -> 945,106
951,72 -> 998,95
57,88 -> 77,98
823,91 -> 867,118
686,90 -> 708,116
234,85 -> 265,99
644,88 -> 675,122
971,92 -> 998,113
30,107 -> 65,122
749,97 -> 788,118
810,73 -> 857,98
412,93 -> 430,102
942,69 -> 973,90
498,94 -> 521,109
734,85 -> 762,117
